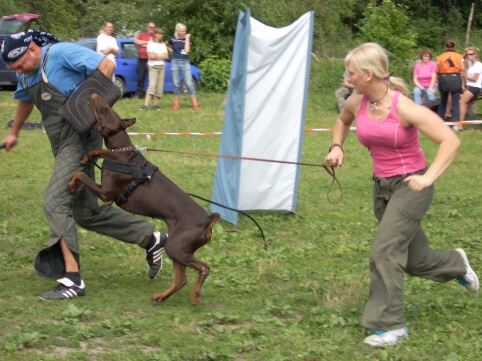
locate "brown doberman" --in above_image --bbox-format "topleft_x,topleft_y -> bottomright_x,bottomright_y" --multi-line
69,93 -> 220,305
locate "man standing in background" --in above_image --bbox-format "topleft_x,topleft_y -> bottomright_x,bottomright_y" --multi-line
96,21 -> 119,81
134,22 -> 156,98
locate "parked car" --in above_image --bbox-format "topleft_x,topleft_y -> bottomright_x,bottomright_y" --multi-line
75,38 -> 201,97
0,13 -> 40,88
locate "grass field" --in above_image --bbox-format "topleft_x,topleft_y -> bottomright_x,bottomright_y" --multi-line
0,72 -> 481,360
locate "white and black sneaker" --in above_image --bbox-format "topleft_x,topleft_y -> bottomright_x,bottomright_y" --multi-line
364,326 -> 408,347
146,232 -> 167,279
455,248 -> 479,293
39,278 -> 86,300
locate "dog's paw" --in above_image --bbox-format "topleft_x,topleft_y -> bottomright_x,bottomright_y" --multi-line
68,180 -> 78,193
80,155 -> 90,165
150,293 -> 165,302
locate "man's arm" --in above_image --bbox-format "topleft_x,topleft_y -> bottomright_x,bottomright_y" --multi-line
97,57 -> 116,79
134,34 -> 148,47
109,47 -> 119,56
2,100 -> 34,150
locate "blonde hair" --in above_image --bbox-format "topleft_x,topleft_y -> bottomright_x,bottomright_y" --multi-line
344,42 -> 408,94
174,23 -> 186,38
465,46 -> 480,54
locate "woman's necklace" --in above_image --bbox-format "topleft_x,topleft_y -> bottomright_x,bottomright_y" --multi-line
368,85 -> 388,111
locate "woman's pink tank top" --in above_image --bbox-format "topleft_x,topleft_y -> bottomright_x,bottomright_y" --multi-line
356,92 -> 426,177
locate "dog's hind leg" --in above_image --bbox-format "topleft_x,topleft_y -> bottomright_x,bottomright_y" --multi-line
190,258 -> 211,305
150,261 -> 187,303
166,254 -> 210,305
188,214 -> 218,305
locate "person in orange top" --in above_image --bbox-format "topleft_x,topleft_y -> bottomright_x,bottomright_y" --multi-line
436,40 -> 466,130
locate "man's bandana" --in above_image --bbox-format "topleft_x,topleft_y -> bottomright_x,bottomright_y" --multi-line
1,29 -> 59,64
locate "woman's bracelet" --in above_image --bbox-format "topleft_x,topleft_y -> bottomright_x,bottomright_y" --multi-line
329,143 -> 343,153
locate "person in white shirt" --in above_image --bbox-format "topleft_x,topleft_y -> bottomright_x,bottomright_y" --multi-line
140,28 -> 168,110
96,21 -> 119,81
459,47 -> 482,127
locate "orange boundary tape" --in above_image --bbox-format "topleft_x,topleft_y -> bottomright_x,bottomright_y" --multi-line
126,127 -> 358,137
127,120 -> 482,138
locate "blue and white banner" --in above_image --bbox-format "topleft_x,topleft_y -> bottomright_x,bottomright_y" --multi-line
211,9 -> 314,224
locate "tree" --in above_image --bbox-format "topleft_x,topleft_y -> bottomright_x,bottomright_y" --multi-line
356,0 -> 418,78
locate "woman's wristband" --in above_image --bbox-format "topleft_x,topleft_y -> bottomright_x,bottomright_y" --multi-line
329,143 -> 343,153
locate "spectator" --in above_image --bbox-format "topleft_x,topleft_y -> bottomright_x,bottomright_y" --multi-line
436,40 -> 466,130
413,49 -> 438,105
167,23 -> 199,110
325,42 -> 478,347
140,28 -> 168,111
134,21 -> 155,99
221,80 -> 230,107
96,21 -> 119,81
459,47 -> 482,128
444,94 -> 453,120
1,29 -> 166,300
334,70 -> 355,111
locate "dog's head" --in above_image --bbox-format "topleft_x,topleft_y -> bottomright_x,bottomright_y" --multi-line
90,93 -> 136,137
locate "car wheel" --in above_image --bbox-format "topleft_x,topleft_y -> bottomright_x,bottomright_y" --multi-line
180,77 -> 199,94
114,76 -> 126,97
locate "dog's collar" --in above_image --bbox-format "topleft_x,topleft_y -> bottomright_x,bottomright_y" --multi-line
107,146 -> 137,153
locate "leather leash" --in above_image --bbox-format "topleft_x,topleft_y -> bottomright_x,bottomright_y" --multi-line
135,146 -> 343,204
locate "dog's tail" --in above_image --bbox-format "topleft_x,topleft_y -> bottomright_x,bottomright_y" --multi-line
188,193 -> 268,250
205,213 -> 220,243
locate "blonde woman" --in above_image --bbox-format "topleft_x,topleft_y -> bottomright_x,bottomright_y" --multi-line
167,23 -> 199,110
141,28 -> 168,111
325,42 -> 478,347
459,47 -> 482,128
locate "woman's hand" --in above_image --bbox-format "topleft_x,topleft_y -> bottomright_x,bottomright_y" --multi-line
403,174 -> 433,192
325,146 -> 344,167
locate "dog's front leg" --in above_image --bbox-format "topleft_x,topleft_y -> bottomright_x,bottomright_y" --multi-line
81,149 -> 108,165
69,171 -> 114,206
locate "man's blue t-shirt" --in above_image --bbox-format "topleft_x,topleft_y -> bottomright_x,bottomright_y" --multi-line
14,42 -> 104,101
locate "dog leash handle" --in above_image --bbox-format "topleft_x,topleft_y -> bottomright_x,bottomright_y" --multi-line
1,138 -> 19,150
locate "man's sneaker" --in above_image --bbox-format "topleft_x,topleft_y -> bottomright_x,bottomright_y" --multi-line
140,105 -> 148,111
455,248 -> 479,293
146,232 -> 167,279
152,105 -> 160,111
192,105 -> 199,110
39,278 -> 86,300
364,326 -> 408,347
171,104 -> 180,110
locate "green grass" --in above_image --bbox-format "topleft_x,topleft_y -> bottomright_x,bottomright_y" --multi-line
0,77 -> 481,360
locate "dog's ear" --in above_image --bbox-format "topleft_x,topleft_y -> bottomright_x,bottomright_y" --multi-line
122,118 -> 136,130
97,125 -> 109,137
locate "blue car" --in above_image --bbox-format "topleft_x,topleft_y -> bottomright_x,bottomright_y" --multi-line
75,38 -> 201,97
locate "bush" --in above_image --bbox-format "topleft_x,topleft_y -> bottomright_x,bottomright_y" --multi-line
198,57 -> 232,92
309,56 -> 346,95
